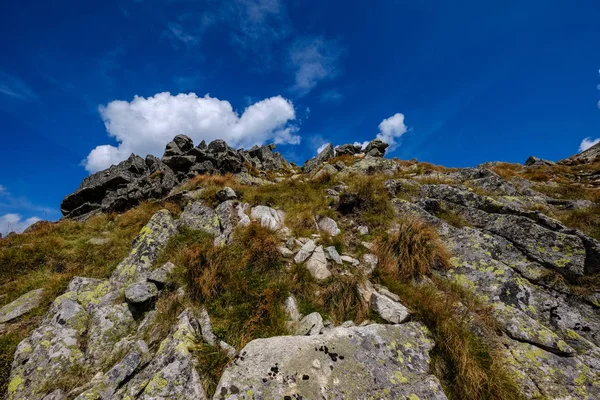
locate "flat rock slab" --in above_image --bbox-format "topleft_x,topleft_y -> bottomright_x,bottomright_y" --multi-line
0,288 -> 44,323
214,322 -> 446,400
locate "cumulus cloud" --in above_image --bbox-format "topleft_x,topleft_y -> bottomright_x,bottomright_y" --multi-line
289,37 -> 343,96
0,214 -> 41,236
377,113 -> 408,150
85,92 -> 299,173
579,137 -> 600,152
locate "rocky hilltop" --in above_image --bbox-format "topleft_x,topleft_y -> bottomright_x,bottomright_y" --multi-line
1,138 -> 600,400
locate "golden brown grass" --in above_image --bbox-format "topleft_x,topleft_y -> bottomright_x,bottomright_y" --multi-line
337,174 -> 395,230
375,216 -> 451,281
381,277 -> 523,400
193,343 -> 233,397
161,223 -> 289,349
328,154 -> 359,166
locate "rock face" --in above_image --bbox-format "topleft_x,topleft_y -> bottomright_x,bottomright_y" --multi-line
214,322 -> 446,400
60,137 -> 290,219
302,143 -> 335,173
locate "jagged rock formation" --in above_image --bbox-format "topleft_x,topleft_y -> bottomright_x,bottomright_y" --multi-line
4,137 -> 600,399
60,136 -> 290,219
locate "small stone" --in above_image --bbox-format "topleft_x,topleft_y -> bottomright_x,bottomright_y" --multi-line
88,237 -> 110,245
305,246 -> 331,280
324,246 -> 343,265
361,254 -> 378,274
341,255 -> 360,266
370,292 -> 410,324
216,186 -> 237,202
356,225 -> 369,235
147,261 -> 175,285
318,216 -> 341,236
285,296 -> 302,322
250,205 -> 285,231
278,246 -> 294,257
125,282 -> 158,304
294,312 -> 324,335
294,240 -> 317,264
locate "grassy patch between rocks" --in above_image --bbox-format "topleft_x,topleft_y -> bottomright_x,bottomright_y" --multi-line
381,278 -> 524,400
161,223 -> 290,349
193,343 -> 233,398
375,216 -> 451,281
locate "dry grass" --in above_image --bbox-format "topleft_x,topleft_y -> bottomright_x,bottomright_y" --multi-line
381,277 -> 523,400
337,174 -> 395,230
488,162 -> 523,180
375,216 -> 451,281
328,154 -> 359,166
161,223 -> 289,349
435,209 -> 469,228
193,343 -> 233,397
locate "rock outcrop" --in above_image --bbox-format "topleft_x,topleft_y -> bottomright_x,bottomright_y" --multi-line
61,137 -> 290,219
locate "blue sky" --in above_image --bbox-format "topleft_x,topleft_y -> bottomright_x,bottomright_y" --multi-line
1,0 -> 599,234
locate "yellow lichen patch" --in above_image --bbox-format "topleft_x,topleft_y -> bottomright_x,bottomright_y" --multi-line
8,375 -> 24,393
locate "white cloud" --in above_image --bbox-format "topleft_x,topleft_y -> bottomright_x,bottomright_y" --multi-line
579,137 -> 600,152
289,37 -> 342,96
85,92 -> 299,173
0,214 -> 41,236
353,141 -> 370,150
165,22 -> 200,46
377,113 -> 408,150
0,71 -> 37,101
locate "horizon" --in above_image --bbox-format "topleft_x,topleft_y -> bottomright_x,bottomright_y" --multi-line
1,0 -> 599,234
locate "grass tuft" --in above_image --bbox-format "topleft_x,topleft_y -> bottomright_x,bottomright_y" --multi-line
375,216 -> 450,281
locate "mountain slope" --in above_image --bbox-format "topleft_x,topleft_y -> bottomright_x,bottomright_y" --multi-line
1,137 -> 599,400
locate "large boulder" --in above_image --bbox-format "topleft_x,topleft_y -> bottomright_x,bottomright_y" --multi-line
335,143 -> 362,156
302,143 -> 335,173
364,139 -> 389,157
213,322 -> 447,400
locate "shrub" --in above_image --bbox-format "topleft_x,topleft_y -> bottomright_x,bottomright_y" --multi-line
375,217 -> 450,281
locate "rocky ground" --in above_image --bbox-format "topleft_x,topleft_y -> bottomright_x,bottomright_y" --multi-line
1,138 -> 599,399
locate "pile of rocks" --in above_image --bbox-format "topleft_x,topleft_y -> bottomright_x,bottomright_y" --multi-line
60,136 -> 290,219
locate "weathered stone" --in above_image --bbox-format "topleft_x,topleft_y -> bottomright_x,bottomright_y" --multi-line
250,205 -> 285,231
148,261 -> 175,285
341,255 -> 360,266
317,216 -> 341,236
124,281 -> 158,304
335,143 -> 362,156
324,246 -> 343,265
178,201 -> 221,236
294,312 -> 324,335
364,139 -> 389,157
115,310 -> 207,399
0,288 -> 44,323
216,186 -> 237,202
302,143 -> 335,173
370,291 -> 410,323
278,246 -> 294,257
294,240 -> 316,263
285,296 -> 302,322
361,253 -> 378,274
214,322 -> 446,400
305,245 -> 331,280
